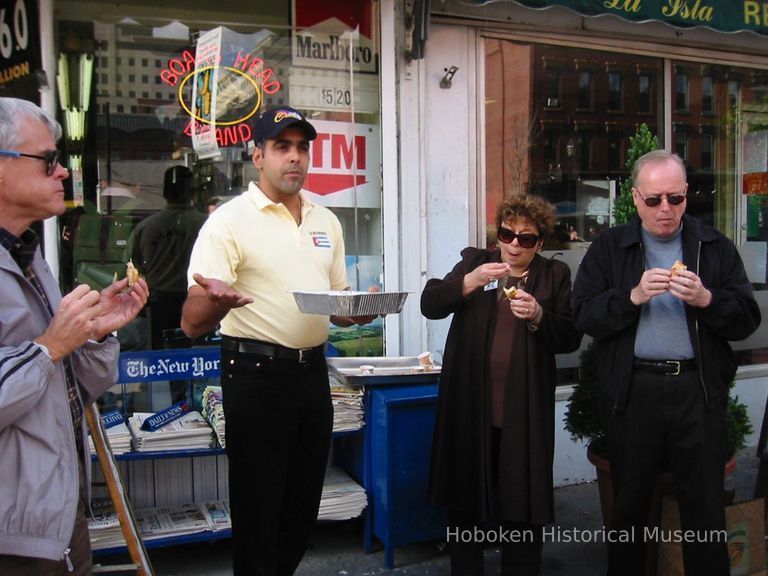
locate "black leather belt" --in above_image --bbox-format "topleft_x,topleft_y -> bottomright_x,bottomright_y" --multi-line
221,337 -> 325,364
633,358 -> 697,376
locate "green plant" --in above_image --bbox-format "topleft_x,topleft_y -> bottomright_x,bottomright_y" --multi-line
564,341 -> 604,446
727,388 -> 753,456
564,341 -> 753,459
613,124 -> 660,226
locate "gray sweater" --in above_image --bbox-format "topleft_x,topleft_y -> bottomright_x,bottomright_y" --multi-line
634,225 -> 695,360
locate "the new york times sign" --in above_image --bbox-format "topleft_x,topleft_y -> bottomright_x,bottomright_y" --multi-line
119,348 -> 221,383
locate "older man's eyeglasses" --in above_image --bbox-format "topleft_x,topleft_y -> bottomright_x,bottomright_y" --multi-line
0,149 -> 60,176
634,189 -> 687,208
497,227 -> 539,248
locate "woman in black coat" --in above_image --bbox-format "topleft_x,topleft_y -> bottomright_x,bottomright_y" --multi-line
421,195 -> 581,575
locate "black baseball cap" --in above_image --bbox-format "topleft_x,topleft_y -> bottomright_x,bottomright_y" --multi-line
253,106 -> 317,145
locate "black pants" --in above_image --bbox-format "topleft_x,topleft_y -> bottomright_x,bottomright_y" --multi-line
449,428 -> 544,576
607,369 -> 729,576
221,345 -> 333,576
449,512 -> 543,576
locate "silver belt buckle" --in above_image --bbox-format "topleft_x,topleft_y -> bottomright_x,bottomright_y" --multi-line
667,361 -> 681,376
298,348 -> 308,364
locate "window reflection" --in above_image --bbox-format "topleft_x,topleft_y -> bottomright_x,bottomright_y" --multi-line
577,69 -> 592,110
638,74 -> 653,114
702,76 -> 715,114
485,41 -> 661,248
607,72 -> 622,111
675,72 -> 689,113
485,38 -> 768,260
675,132 -> 689,161
56,0 -> 384,356
485,40 -> 768,363
125,166 -> 205,350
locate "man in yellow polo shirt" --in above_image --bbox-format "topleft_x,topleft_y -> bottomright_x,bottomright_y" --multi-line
182,107 -> 371,576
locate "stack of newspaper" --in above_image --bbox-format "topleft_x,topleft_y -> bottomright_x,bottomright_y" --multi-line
135,503 -> 212,540
198,500 -> 231,532
87,500 -> 124,550
330,385 -> 364,433
88,421 -> 132,455
317,467 -> 367,521
201,386 -> 226,448
88,500 -> 232,550
127,411 -> 215,452
200,382 -> 363,441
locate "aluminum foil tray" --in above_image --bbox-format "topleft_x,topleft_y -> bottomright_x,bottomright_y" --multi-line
292,290 -> 409,316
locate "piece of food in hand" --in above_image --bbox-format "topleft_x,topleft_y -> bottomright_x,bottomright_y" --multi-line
671,260 -> 687,276
126,259 -> 140,287
503,285 -> 518,300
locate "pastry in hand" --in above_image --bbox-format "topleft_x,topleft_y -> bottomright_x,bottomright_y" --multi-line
503,285 -> 518,300
126,259 -> 140,287
671,260 -> 687,276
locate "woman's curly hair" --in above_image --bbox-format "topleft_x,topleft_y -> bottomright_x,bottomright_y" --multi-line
495,194 -> 556,239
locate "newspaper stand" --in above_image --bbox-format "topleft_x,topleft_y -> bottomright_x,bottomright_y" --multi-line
94,349 -> 445,567
93,347 -> 364,554
92,348 -> 230,555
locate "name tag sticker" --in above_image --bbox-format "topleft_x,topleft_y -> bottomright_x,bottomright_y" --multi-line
311,232 -> 332,248
484,279 -> 499,291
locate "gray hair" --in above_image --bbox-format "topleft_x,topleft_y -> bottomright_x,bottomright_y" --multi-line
0,97 -> 61,149
631,150 -> 686,187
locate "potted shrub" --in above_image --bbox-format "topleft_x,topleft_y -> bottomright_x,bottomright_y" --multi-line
564,341 -> 752,528
613,123 -> 659,226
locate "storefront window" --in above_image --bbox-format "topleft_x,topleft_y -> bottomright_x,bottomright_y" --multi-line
484,37 -> 768,363
55,0 -> 383,356
485,41 -> 662,246
485,39 -> 768,255
741,72 -> 768,250
669,61 -> 762,237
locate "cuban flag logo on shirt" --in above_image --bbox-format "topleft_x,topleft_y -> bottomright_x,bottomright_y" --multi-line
311,232 -> 332,248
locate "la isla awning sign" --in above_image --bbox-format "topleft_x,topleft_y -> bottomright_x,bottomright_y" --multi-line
467,1 -> 768,36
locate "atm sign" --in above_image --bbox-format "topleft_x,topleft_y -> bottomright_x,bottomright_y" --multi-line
305,120 -> 380,208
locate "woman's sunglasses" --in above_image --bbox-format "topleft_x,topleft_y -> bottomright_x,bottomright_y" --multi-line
634,190 -> 687,208
497,227 -> 539,248
0,149 -> 61,176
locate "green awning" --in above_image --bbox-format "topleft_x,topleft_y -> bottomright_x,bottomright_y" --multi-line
469,1 -> 768,36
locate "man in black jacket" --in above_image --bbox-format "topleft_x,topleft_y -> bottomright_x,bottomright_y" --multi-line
572,150 -> 760,576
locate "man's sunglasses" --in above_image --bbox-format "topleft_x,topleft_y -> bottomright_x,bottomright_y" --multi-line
497,227 -> 539,248
634,189 -> 686,208
0,149 -> 60,176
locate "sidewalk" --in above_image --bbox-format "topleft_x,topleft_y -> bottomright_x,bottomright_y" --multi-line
112,447 -> 760,575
